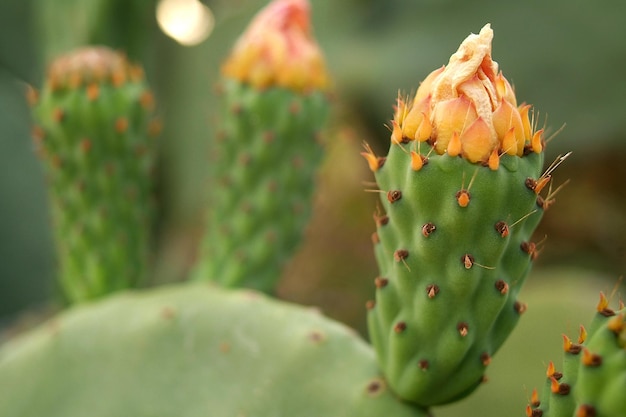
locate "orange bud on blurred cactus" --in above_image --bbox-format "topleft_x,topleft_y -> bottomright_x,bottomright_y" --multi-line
221,0 -> 329,92
393,24 -> 540,163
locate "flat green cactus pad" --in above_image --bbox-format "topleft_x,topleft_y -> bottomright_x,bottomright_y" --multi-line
0,283 -> 428,417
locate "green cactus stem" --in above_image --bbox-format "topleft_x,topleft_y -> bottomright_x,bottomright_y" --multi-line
30,46 -> 159,303
193,0 -> 331,293
0,283 -> 431,417
528,293 -> 626,417
364,24 -> 560,407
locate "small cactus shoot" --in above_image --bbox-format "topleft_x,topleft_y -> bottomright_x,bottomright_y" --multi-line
194,0 -> 331,293
365,24 -> 559,406
30,47 -> 159,303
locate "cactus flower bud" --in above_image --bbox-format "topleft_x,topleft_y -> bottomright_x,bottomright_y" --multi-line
221,0 -> 329,92
397,24 -> 538,163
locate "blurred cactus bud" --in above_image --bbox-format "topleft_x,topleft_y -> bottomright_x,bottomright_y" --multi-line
221,0 -> 329,92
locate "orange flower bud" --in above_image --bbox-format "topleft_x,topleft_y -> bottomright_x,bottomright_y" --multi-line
391,24 -> 539,163
221,0 -> 329,92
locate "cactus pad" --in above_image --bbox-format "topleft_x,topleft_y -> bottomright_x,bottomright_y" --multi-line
0,283 -> 430,417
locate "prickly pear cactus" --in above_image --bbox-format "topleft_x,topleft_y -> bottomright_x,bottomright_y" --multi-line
527,293 -> 626,417
364,25 -> 562,407
29,47 -> 159,303
0,284 -> 430,417
193,0 -> 331,293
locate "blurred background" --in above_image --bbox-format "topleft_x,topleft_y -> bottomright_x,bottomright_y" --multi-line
0,0 -> 625,415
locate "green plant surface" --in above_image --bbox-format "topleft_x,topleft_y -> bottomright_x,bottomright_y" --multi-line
0,283 -> 429,417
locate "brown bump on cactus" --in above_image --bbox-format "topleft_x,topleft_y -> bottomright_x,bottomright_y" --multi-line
480,352 -> 491,366
422,222 -> 436,237
596,292 -> 615,317
526,405 -> 542,417
495,279 -> 509,294
462,253 -> 475,269
86,83 -> 99,101
79,138 -> 92,153
457,322 -> 469,337
576,404 -> 597,417
365,378 -> 386,397
394,249 -> 409,262
52,107 -> 65,123
394,321 -> 407,333
238,152 -> 252,166
456,189 -> 470,207
514,301 -> 527,315
387,190 -> 402,203
581,348 -> 603,367
219,342 -> 231,353
374,277 -> 389,289
426,284 -> 440,299
374,213 -> 389,227
160,306 -> 177,320
365,300 -> 376,310
115,117 -> 129,134
481,375 -> 489,383
520,241 -> 537,259
495,221 -> 509,237
140,91 -> 155,111
371,232 -> 380,245
562,334 -> 582,354
262,130 -> 274,144
308,330 -> 326,344
525,177 -> 538,192
418,359 -> 429,371
550,377 -> 570,395
148,119 -> 163,138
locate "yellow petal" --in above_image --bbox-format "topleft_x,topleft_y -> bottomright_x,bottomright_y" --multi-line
432,96 -> 477,154
459,117 -> 496,163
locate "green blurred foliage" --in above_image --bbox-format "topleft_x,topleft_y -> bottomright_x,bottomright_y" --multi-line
0,0 -> 624,357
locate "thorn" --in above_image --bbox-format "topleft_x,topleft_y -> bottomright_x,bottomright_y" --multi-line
481,352 -> 491,366
361,142 -> 386,172
531,129 -> 544,153
510,209 -> 538,229
546,361 -> 556,378
426,284 -> 439,299
447,131 -> 462,157
578,325 -> 587,344
607,314 -> 624,334
581,348 -> 602,367
562,334 -> 581,354
597,292 -> 615,316
488,148 -> 500,170
531,388 -> 541,407
410,151 -> 426,171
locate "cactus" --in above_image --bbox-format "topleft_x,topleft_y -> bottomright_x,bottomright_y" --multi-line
0,284 -> 430,417
527,293 -> 626,417
193,0 -> 331,293
7,2 -> 623,416
29,47 -> 159,303
363,24 -> 564,407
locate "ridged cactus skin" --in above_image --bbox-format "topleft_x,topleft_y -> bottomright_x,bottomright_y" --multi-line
528,295 -> 626,417
0,284 -> 430,417
194,79 -> 328,292
194,0 -> 330,293
365,25 -> 550,406
30,47 -> 158,303
368,145 -> 544,406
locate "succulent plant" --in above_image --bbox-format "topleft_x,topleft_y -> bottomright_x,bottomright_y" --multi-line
363,24 -> 565,407
29,46 -> 159,303
192,0 -> 331,294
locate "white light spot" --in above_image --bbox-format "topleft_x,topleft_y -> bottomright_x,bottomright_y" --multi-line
156,0 -> 215,46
